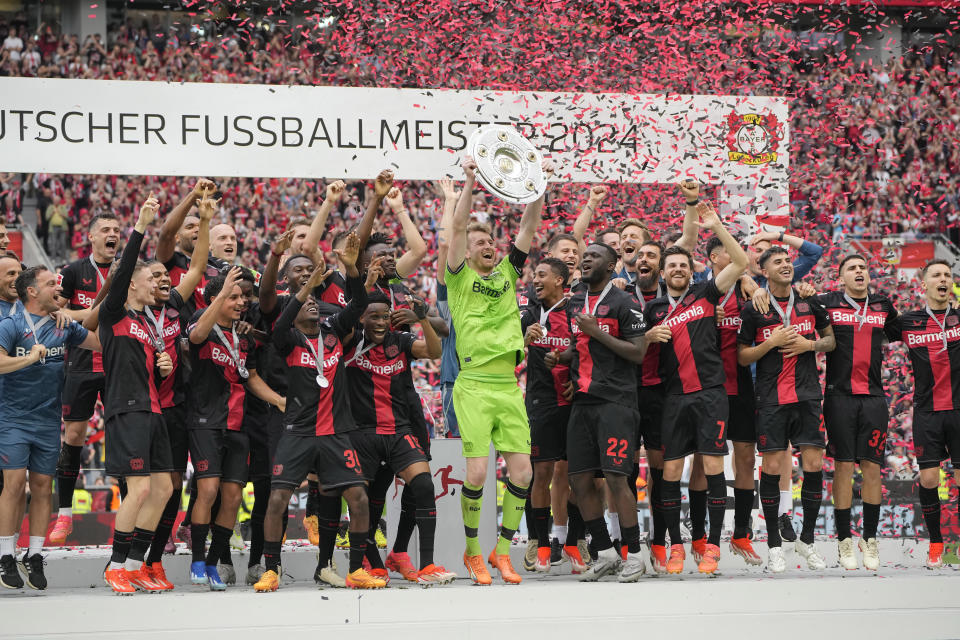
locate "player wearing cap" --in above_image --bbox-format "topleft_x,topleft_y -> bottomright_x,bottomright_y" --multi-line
643,198 -> 747,575
446,156 -> 550,585
185,266 -> 284,590
254,233 -> 386,591
737,246 -> 834,573
0,266 -> 99,589
886,259 -> 960,568
50,211 -> 121,545
812,254 -> 899,570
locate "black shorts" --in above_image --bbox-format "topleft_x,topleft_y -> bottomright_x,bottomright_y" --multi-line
61,371 -> 105,422
406,386 -> 432,461
823,395 -> 889,464
529,404 -> 570,463
756,399 -> 825,453
728,394 -> 756,443
660,387 -> 729,461
248,407 -> 284,480
162,403 -> 189,473
105,412 -> 172,478
189,429 -> 250,485
913,409 -> 960,470
567,402 -> 639,476
637,385 -> 665,451
350,429 -> 427,482
271,432 -> 366,491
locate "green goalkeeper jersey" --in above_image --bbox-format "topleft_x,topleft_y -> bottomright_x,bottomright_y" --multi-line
445,245 -> 528,377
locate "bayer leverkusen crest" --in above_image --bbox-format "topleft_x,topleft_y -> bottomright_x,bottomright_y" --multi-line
725,112 -> 783,165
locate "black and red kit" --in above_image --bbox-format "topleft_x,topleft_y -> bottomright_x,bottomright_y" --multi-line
737,292 -> 831,406
272,274 -> 367,437
186,320 -> 260,432
567,286 -> 646,407
59,255 -> 110,374
643,281 -> 725,395
344,331 -> 419,434
817,292 -> 899,397
520,299 -> 573,411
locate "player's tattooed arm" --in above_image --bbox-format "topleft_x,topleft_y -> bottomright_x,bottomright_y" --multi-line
156,178 -> 213,265
189,266 -> 241,344
176,192 -> 215,302
782,323 -> 835,358
737,325 -> 797,365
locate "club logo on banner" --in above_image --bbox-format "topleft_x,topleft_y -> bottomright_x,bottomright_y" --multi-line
725,112 -> 783,165
0,77 -> 789,218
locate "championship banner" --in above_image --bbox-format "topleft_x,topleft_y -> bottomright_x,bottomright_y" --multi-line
0,78 -> 789,218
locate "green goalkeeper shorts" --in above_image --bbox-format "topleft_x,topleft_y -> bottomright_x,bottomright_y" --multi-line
453,375 -> 531,458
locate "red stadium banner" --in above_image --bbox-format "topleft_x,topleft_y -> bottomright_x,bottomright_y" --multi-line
850,239 -> 935,269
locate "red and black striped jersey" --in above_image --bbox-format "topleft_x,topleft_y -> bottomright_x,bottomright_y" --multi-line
148,289 -> 188,409
272,274 -> 367,436
163,251 -> 227,319
344,330 -> 417,434
816,291 -> 899,397
644,281 -> 725,395
629,284 -> 664,387
716,281 -> 754,398
520,299 -> 572,409
737,292 -> 830,407
58,255 -> 109,374
567,285 -> 646,407
186,322 -> 261,432
890,308 -> 960,412
98,230 -> 162,419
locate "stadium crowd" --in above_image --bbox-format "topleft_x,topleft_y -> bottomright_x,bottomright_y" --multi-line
0,2 -> 958,593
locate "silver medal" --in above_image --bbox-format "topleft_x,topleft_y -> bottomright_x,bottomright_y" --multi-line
316,374 -> 329,388
237,365 -> 249,380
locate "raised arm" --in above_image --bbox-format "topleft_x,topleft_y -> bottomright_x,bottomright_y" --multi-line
410,298 -> 442,359
174,192 -> 215,301
514,159 -> 555,255
572,185 -> 607,256
447,158 -> 476,272
156,178 -> 213,264
436,179 -> 460,286
301,180 -> 345,263
385,188 -> 428,279
356,170 -> 395,250
328,233 -> 369,335
103,195 -> 157,319
697,202 -> 747,293
189,266 -> 241,344
674,180 -> 702,253
258,229 -> 294,316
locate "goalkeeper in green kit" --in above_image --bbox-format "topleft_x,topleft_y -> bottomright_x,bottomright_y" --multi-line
446,154 -> 553,585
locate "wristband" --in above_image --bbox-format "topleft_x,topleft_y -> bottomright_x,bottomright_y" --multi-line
272,250 -> 283,257
686,199 -> 699,206
778,231 -> 785,242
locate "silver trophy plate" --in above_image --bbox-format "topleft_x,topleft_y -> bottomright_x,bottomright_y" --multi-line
467,125 -> 547,205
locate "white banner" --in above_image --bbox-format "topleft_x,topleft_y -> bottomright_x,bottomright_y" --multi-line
0,78 -> 789,217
